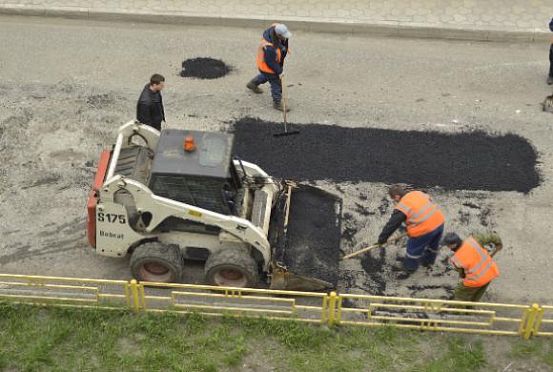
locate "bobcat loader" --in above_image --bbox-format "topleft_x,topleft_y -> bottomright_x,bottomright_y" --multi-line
86,121 -> 342,290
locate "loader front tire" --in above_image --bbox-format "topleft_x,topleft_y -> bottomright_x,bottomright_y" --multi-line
205,249 -> 259,288
130,242 -> 183,283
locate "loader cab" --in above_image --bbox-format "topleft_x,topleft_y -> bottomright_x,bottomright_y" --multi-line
148,129 -> 241,215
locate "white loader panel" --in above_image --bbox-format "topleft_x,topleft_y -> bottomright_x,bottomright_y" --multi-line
95,202 -> 145,257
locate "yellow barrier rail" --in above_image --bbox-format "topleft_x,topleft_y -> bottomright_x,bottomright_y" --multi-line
0,273 -> 551,339
537,305 -> 553,338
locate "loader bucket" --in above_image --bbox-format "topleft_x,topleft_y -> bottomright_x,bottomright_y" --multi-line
269,184 -> 342,291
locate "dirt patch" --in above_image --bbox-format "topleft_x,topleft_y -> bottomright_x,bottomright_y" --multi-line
232,118 -> 540,193
180,58 -> 231,79
359,248 -> 389,294
21,175 -> 61,189
333,184 -> 498,299
341,213 -> 358,246
2,109 -> 33,129
86,93 -> 116,108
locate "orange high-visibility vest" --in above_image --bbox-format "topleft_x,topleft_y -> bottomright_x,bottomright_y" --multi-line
450,237 -> 499,287
256,38 -> 281,74
395,191 -> 445,238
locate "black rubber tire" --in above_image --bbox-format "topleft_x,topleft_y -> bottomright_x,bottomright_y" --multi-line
204,249 -> 259,288
130,242 -> 184,283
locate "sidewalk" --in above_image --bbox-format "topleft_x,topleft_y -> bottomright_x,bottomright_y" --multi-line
0,0 -> 551,41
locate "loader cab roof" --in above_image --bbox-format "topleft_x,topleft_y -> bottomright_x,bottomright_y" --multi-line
151,129 -> 234,178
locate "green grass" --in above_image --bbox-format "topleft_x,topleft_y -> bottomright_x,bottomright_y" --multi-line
413,337 -> 486,372
510,338 -> 553,368
0,303 -> 551,372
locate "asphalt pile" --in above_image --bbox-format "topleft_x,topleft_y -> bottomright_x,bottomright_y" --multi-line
232,118 -> 540,193
180,58 -> 230,79
283,185 -> 342,287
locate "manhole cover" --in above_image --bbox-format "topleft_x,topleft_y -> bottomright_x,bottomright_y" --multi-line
180,58 -> 231,79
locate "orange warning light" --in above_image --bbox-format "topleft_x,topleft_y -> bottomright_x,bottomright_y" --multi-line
184,135 -> 196,152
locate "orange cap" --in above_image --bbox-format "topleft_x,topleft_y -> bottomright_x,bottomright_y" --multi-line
184,135 -> 196,152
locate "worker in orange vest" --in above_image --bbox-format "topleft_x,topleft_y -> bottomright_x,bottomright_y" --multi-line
442,232 -> 500,302
377,184 -> 445,274
246,23 -> 291,111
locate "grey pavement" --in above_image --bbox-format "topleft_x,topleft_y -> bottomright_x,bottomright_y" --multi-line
1,16 -> 553,304
0,0 -> 552,41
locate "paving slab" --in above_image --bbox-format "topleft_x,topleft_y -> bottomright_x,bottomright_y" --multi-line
0,0 -> 551,41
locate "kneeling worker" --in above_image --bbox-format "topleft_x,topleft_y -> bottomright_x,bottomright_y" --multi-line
247,23 -> 291,111
442,233 -> 500,302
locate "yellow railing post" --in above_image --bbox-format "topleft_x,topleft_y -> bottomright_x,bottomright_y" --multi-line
327,291 -> 341,326
128,280 -> 143,313
520,303 -> 543,339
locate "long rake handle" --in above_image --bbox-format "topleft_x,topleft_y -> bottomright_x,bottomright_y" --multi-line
281,75 -> 287,131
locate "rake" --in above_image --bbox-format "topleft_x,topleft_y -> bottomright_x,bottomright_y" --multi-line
273,75 -> 300,137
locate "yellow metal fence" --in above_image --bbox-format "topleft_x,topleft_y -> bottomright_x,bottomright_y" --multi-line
0,273 -> 551,340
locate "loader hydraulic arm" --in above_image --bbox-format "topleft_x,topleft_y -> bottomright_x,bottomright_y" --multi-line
105,120 -> 161,181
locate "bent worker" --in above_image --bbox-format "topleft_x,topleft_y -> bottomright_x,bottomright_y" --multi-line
246,23 -> 291,111
547,18 -> 553,85
136,73 -> 166,131
377,184 -> 445,273
442,233 -> 500,302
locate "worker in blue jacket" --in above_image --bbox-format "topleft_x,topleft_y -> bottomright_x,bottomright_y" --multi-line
547,18 -> 553,85
247,24 -> 291,111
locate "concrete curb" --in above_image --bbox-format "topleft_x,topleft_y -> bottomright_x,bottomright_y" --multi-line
0,5 -> 550,43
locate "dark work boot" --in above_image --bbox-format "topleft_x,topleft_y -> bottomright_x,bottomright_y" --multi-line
547,75 -> 553,85
247,79 -> 263,94
396,270 -> 415,280
273,101 -> 290,112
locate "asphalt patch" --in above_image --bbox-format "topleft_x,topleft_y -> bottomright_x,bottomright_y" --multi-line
232,118 -> 540,193
180,58 -> 230,79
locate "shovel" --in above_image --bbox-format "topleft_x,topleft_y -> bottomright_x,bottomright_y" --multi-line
342,233 -> 406,260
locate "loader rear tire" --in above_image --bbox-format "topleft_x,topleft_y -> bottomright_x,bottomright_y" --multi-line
130,242 -> 183,283
205,249 -> 259,288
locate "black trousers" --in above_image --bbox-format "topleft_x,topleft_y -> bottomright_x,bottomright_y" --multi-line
146,122 -> 162,131
550,44 -> 553,77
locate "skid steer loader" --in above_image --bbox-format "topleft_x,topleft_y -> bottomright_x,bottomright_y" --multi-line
86,121 -> 342,290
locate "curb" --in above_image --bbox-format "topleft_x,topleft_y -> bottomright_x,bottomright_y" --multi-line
0,5 -> 550,43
